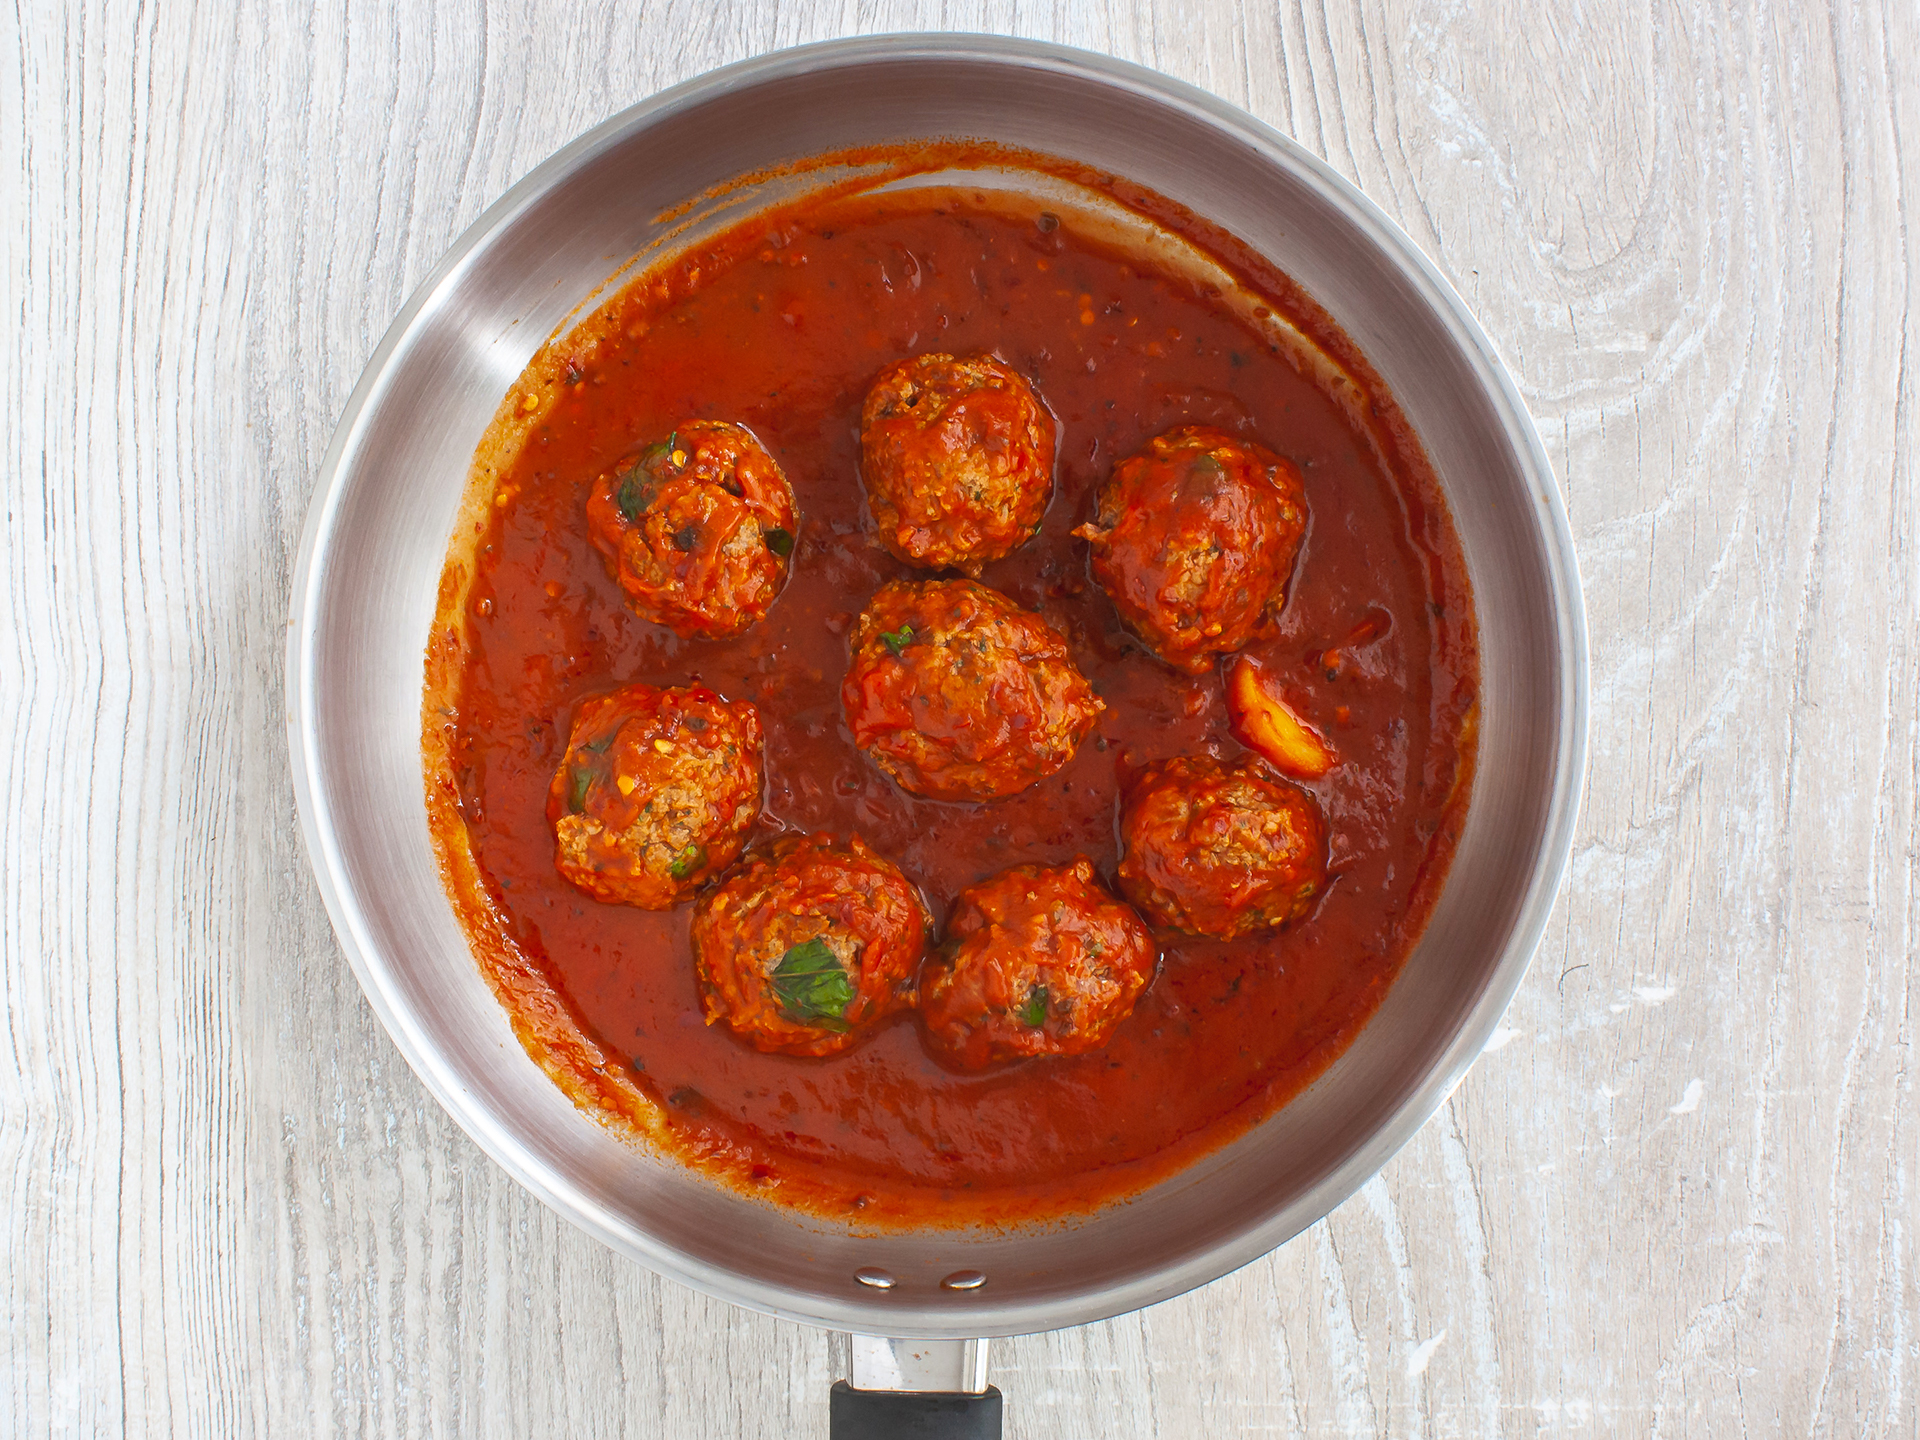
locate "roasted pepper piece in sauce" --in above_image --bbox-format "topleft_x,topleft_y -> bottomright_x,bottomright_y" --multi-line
1227,655 -> 1337,779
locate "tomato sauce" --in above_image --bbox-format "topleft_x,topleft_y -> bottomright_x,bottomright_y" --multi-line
426,174 -> 1478,1227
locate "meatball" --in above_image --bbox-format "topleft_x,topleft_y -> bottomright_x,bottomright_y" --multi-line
547,683 -> 764,909
1077,425 -> 1307,674
920,859 -> 1159,1070
585,419 -> 797,639
842,577 -> 1102,802
691,833 -> 931,1057
1116,754 -> 1328,939
859,352 -> 1055,574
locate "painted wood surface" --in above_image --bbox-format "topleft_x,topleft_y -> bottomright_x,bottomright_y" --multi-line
4,1 -> 1915,1434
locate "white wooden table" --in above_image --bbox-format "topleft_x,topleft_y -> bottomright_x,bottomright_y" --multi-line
7,2 -> 1915,1434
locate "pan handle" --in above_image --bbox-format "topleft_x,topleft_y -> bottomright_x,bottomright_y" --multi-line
829,1384 -> 1003,1439
831,1337 -> 1003,1439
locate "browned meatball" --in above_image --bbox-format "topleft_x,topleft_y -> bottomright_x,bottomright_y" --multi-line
842,578 -> 1102,802
546,683 -> 763,909
585,419 -> 797,639
859,353 -> 1055,574
1077,425 -> 1307,673
691,833 -> 931,1057
1116,754 -> 1328,939
920,859 -> 1159,1070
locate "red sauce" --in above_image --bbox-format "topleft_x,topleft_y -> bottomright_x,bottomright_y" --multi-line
426,172 -> 1477,1228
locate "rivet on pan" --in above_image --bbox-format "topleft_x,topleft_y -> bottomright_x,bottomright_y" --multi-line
940,1270 -> 987,1291
854,1267 -> 896,1290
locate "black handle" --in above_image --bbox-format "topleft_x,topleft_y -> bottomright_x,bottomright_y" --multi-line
829,1381 -> 1004,1439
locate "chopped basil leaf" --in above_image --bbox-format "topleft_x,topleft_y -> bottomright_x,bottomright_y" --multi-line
1018,984 -> 1049,1028
580,730 -> 617,753
671,524 -> 701,552
567,767 -> 591,813
668,843 -> 706,880
770,936 -> 855,1029
763,526 -> 794,558
614,473 -> 649,521
880,624 -> 914,657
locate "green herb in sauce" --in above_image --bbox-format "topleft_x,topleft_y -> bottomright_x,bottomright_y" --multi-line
770,937 -> 855,1029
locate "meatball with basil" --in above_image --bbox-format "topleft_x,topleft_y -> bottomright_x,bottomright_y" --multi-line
691,833 -> 931,1057
1077,425 -> 1307,673
547,683 -> 763,908
585,419 -> 797,639
920,859 -> 1158,1071
842,577 -> 1102,802
859,353 -> 1054,574
1116,754 -> 1328,939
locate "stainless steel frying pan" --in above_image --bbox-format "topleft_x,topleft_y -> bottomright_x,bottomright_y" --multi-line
287,35 -> 1585,1437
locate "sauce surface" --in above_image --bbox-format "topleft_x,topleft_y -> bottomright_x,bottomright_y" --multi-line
428,179 -> 1477,1226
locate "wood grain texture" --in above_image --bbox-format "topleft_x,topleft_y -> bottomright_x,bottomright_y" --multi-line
3,0 -> 1914,1434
